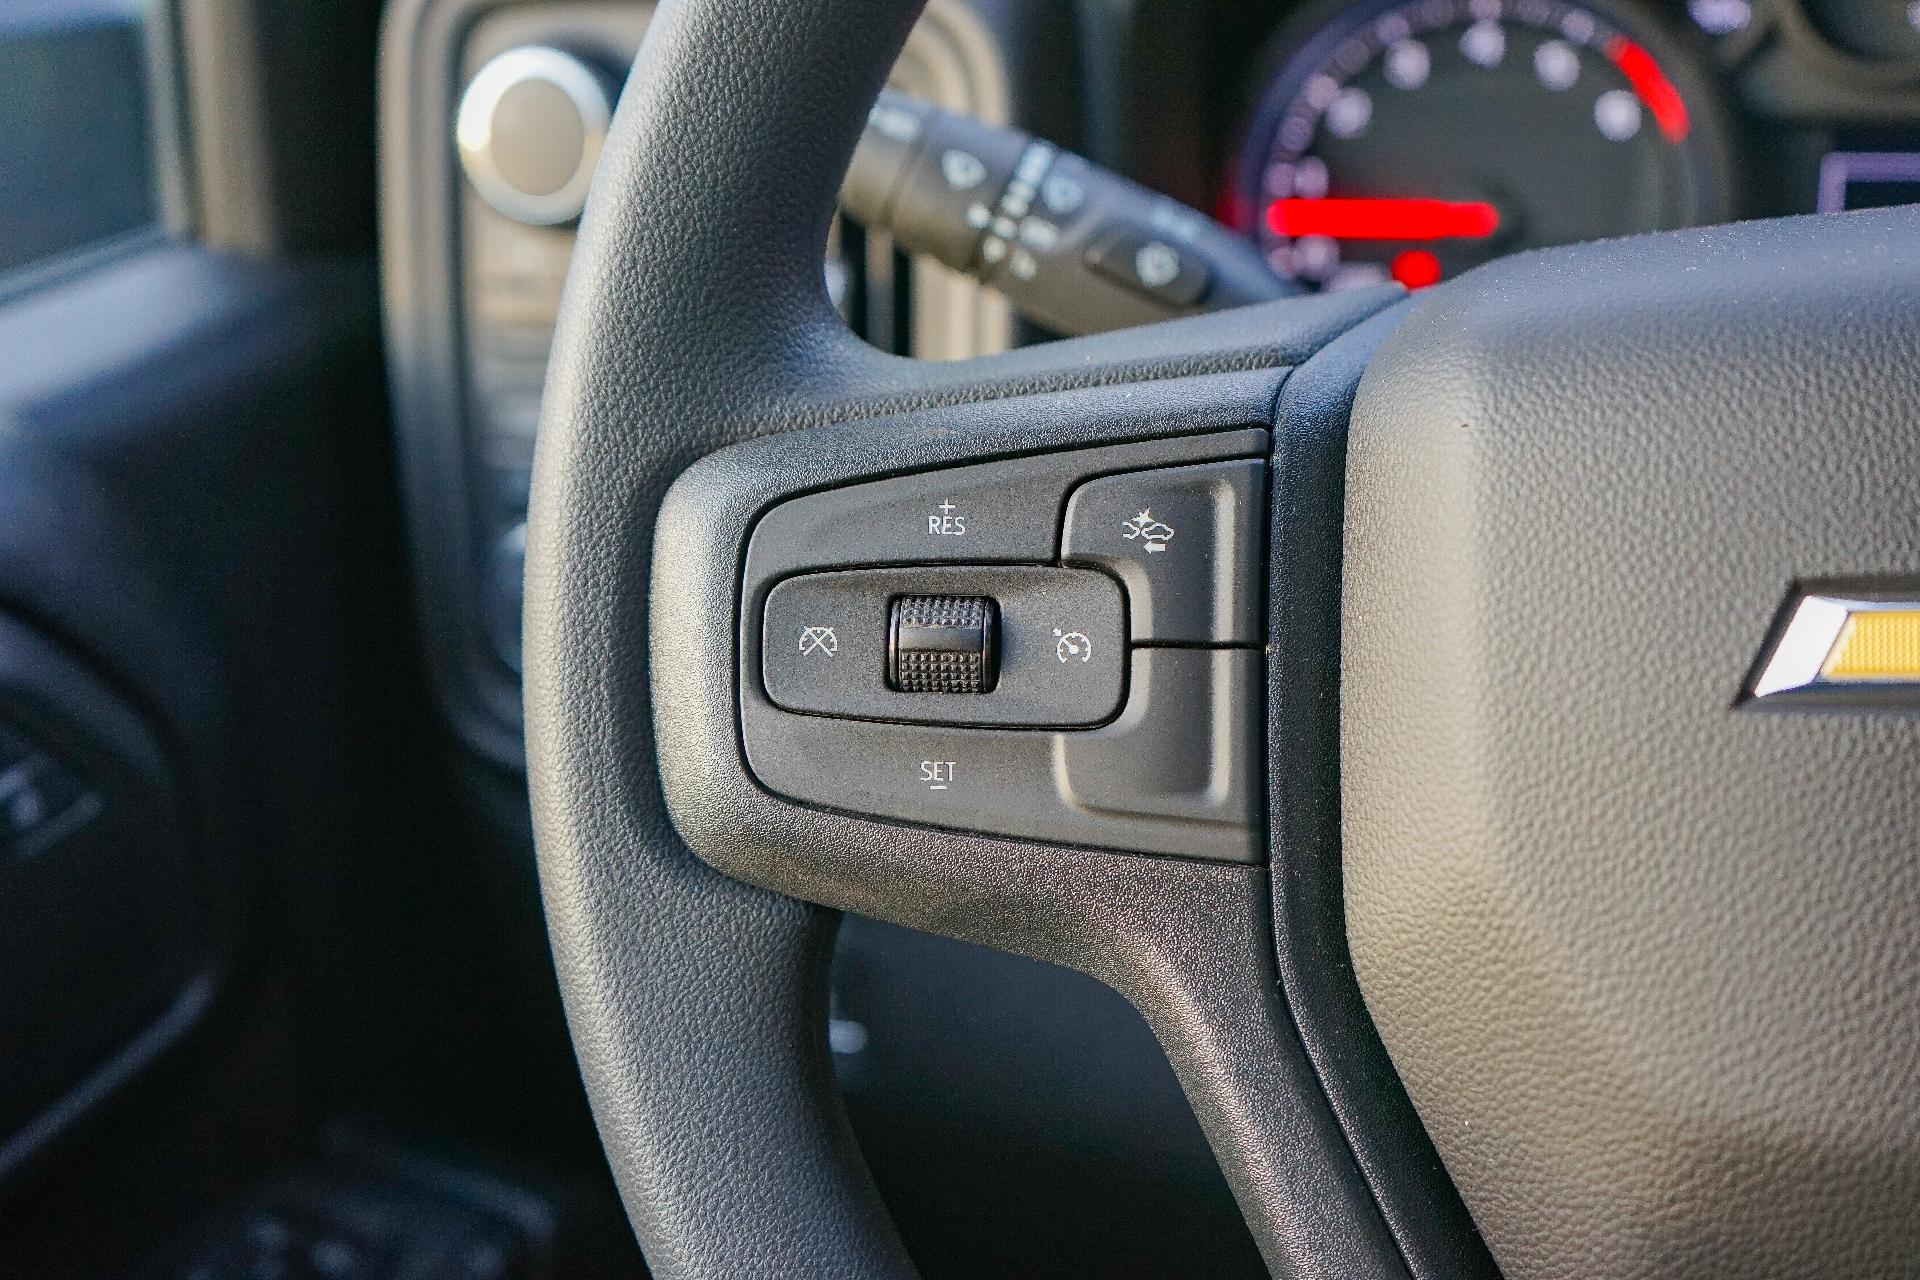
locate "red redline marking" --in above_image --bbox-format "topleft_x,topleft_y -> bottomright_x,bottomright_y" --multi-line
1604,37 -> 1690,143
1391,249 -> 1444,289
1266,197 -> 1501,241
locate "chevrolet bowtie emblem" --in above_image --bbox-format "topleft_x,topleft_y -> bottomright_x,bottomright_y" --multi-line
1750,591 -> 1920,701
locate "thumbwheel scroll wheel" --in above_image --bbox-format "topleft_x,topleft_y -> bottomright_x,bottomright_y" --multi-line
887,595 -> 999,694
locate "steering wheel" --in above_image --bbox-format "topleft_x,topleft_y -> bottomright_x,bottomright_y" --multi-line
523,0 -> 1920,1275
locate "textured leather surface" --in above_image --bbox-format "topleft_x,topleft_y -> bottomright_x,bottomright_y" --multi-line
1342,207 -> 1920,1280
522,0 -> 1408,1273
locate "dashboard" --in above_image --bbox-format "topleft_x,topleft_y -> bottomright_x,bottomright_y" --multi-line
379,0 -> 1920,767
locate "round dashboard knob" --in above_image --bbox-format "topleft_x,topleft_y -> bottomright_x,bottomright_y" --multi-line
456,46 -> 615,226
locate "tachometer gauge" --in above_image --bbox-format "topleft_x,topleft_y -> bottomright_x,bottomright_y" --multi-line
1235,0 -> 1730,291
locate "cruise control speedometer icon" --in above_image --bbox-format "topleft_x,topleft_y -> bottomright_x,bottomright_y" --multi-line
1054,629 -> 1093,663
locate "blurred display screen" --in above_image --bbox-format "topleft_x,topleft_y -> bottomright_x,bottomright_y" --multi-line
1817,151 -> 1920,213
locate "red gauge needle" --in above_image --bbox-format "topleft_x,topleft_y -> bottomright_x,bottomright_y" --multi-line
1266,197 -> 1501,241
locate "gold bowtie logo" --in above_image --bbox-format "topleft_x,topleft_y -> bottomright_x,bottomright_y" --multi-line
1750,592 -> 1920,701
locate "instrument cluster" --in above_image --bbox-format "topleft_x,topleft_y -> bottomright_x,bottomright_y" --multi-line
1219,0 -> 1920,289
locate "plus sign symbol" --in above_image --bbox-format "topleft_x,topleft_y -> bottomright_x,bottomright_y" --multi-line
928,498 -> 967,537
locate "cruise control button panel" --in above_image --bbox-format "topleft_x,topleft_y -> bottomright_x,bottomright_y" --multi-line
762,566 -> 1126,727
738,429 -> 1270,863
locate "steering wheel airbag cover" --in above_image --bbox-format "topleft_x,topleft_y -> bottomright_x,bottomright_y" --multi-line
1342,208 -> 1920,1279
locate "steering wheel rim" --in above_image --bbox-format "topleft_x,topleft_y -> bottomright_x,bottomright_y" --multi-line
522,0 -> 903,1266
523,1 -> 916,1269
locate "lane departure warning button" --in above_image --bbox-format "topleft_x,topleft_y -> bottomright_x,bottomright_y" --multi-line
1061,458 -> 1267,644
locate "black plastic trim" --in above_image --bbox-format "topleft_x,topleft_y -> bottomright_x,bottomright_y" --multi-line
380,0 -> 565,768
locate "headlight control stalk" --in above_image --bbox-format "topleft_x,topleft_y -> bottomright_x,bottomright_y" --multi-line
841,91 -> 1296,336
